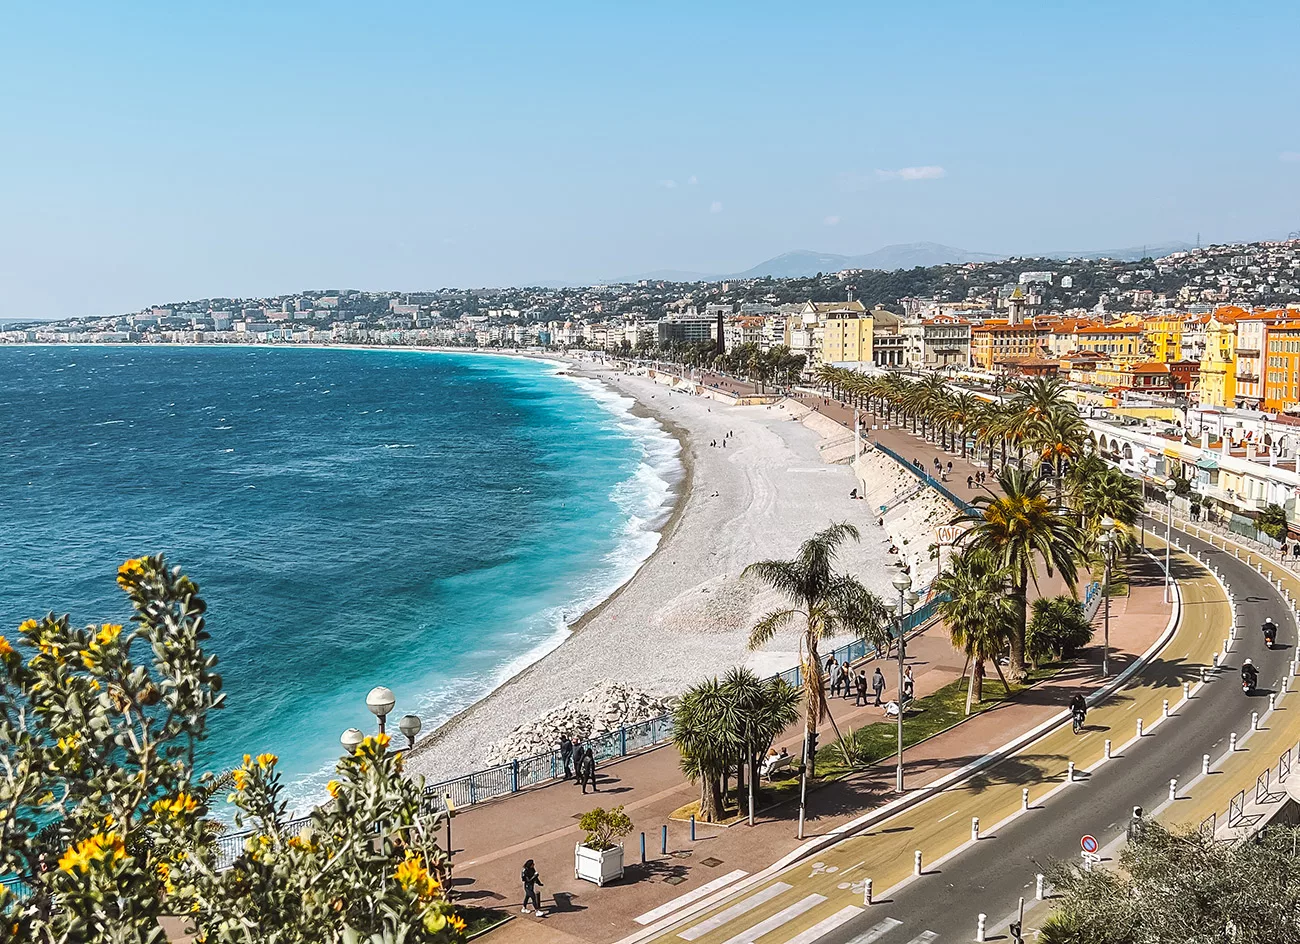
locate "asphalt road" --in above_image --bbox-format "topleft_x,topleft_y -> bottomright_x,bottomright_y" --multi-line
817,519 -> 1293,944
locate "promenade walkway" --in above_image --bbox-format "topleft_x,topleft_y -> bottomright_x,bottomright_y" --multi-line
457,374 -> 1170,944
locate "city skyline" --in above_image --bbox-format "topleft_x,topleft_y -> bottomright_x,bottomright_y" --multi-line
3,2 -> 1299,319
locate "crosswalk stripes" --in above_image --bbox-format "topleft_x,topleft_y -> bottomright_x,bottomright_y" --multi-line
844,918 -> 902,944
781,905 -> 864,944
677,883 -> 793,940
636,869 -> 750,925
904,932 -> 938,944
717,893 -> 827,944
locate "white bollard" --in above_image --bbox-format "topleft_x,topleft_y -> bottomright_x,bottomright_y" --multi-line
1203,753 -> 1211,775
1169,778 -> 1178,801
1163,699 -> 1170,718
1235,548 -> 1240,559
1213,652 -> 1221,668
1137,718 -> 1144,738
863,878 -> 872,906
1231,732 -> 1238,752
1067,761 -> 1075,782
1022,787 -> 1030,810
971,817 -> 980,841
1184,681 -> 1191,701
914,850 -> 923,875
976,914 -> 987,942
1036,873 -> 1046,900
1270,693 -> 1277,711
1253,711 -> 1260,731
1104,738 -> 1112,759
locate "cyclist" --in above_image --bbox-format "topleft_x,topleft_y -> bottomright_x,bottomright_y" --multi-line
1069,692 -> 1088,731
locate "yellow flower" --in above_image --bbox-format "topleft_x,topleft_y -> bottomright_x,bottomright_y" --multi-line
0,636 -> 13,657
393,854 -> 440,899
243,754 -> 252,766
231,769 -> 248,791
80,651 -> 98,670
57,733 -> 80,753
17,619 -> 37,634
448,914 -> 466,933
256,753 -> 277,769
326,780 -> 340,798
357,732 -> 391,754
116,557 -> 147,586
58,832 -> 126,874
152,792 -> 198,818
95,623 -> 123,646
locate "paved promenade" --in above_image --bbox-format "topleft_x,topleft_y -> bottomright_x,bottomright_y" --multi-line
456,374 -> 1170,943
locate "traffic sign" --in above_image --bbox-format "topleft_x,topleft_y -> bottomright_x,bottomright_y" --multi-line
1080,834 -> 1098,854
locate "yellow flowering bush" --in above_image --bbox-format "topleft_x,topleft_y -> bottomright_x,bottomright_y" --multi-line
0,556 -> 461,943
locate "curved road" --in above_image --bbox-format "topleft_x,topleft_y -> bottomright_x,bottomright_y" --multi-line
818,519 -> 1293,943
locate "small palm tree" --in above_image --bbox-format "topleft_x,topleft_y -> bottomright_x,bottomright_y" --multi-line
672,678 -> 741,823
1027,595 -> 1094,666
932,547 -> 1017,712
745,523 -> 887,777
720,667 -> 800,809
957,466 -> 1084,679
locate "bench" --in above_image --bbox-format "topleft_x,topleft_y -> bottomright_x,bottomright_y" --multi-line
763,754 -> 795,780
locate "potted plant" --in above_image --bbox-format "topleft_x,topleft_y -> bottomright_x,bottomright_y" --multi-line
574,805 -> 632,886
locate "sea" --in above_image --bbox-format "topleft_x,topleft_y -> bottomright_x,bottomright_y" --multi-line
0,345 -> 680,807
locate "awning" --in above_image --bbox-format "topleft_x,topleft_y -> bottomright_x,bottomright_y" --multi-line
1163,446 -> 1181,459
1196,457 -> 1218,470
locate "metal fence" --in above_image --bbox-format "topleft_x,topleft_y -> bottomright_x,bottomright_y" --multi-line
870,440 -> 980,516
1228,788 -> 1247,827
0,876 -> 29,902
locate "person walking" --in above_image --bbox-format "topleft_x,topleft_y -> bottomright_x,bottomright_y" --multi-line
967,474 -> 974,490
854,670 -> 868,706
829,659 -> 844,698
841,660 -> 853,699
521,859 -> 546,917
570,737 -> 583,785
580,747 -> 598,794
559,736 -> 574,780
871,666 -> 886,706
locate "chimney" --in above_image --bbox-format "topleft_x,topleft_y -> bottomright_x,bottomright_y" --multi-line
716,308 -> 725,356
847,286 -> 854,303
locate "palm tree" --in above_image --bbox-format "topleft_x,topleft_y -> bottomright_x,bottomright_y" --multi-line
947,392 -> 981,459
1027,595 -> 1094,666
720,668 -> 800,810
1033,407 -> 1090,500
932,547 -> 1017,712
672,677 -> 740,823
745,523 -> 887,776
1073,466 -> 1144,553
956,466 -> 1084,680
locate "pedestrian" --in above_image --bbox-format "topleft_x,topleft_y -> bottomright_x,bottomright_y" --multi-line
829,659 -> 844,698
947,461 -> 952,474
902,667 -> 915,704
871,667 -> 886,706
570,736 -> 583,784
580,747 -> 598,793
854,670 -> 868,706
967,475 -> 974,490
841,660 -> 853,699
559,736 -> 574,780
521,859 -> 547,916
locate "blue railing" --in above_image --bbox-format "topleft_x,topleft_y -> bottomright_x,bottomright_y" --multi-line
1,876 -> 30,902
870,441 -> 980,516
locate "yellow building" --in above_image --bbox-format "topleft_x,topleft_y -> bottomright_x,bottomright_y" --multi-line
1075,325 -> 1143,360
1141,316 -> 1184,363
970,320 -> 1049,369
822,315 -> 874,366
1198,312 -> 1240,408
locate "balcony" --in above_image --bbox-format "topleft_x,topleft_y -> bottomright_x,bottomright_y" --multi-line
1236,348 -> 1260,356
1236,373 -> 1260,383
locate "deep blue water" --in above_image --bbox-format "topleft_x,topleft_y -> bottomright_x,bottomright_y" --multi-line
0,346 -> 678,805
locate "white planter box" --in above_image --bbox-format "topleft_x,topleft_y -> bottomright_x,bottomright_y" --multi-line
574,842 -> 624,886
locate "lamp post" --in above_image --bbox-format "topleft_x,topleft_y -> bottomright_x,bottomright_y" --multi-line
1163,478 -> 1177,604
340,727 -> 365,753
399,714 -> 423,750
892,568 -> 913,794
1099,517 -> 1116,677
366,686 -> 396,736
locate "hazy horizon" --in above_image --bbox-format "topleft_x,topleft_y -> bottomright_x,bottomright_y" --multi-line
3,2 -> 1298,319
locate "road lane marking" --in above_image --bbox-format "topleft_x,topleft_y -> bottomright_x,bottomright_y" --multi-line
783,906 -> 864,944
904,933 -> 938,944
718,894 -> 826,944
638,870 -> 749,925
845,918 -> 902,943
935,809 -> 959,823
677,883 -> 792,940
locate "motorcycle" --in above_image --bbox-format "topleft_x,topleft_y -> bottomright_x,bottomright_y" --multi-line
1243,672 -> 1258,694
1265,627 -> 1278,649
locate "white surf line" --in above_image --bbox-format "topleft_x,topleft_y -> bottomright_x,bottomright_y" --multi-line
677,883 -> 792,940
717,894 -> 826,944
636,870 -> 748,925
782,906 -> 864,944
845,918 -> 902,943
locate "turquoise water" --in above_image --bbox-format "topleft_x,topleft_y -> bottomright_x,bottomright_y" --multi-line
0,346 -> 679,805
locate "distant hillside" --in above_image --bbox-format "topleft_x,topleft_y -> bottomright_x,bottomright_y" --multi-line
1036,242 -> 1196,262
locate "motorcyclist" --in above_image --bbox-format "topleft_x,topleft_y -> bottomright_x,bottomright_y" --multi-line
1069,692 -> 1088,724
1262,618 -> 1278,647
1242,658 -> 1259,690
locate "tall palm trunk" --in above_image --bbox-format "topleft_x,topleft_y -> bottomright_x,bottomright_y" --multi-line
966,658 -> 984,713
1010,561 -> 1029,680
700,774 -> 724,823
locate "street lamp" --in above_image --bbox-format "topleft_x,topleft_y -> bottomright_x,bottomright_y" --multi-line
1163,478 -> 1177,604
366,686 -> 397,735
399,714 -> 423,750
892,568 -> 913,794
340,727 -> 365,753
1099,517 -> 1116,677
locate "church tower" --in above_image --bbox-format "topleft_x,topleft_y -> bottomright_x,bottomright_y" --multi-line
1007,285 -> 1027,326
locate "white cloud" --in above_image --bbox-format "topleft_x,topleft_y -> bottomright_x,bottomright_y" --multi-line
824,215 -> 841,226
687,175 -> 699,185
875,165 -> 946,181
658,179 -> 678,189
710,200 -> 723,214
1281,152 -> 1300,163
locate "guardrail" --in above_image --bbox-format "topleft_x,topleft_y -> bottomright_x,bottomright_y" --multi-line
869,441 -> 980,516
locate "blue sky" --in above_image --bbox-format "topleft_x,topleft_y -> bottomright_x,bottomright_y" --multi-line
2,1 -> 1298,318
